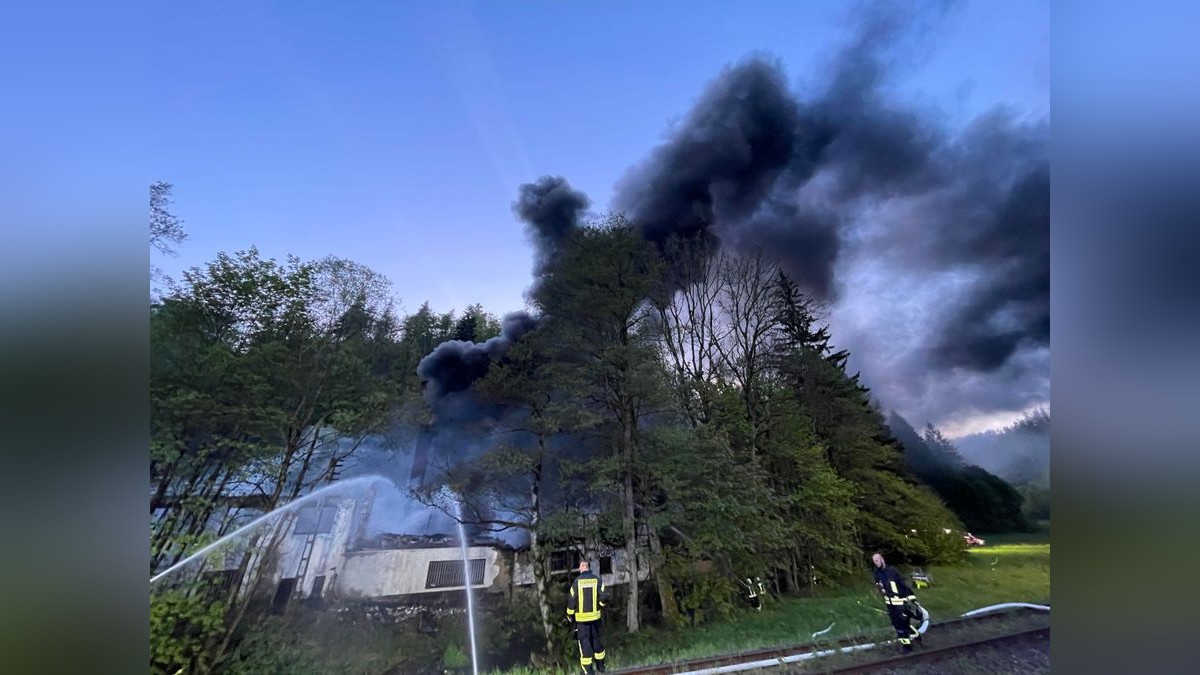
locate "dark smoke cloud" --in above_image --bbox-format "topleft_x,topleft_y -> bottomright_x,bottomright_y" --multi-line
798,5 -> 947,202
930,168 -> 1050,370
416,311 -> 538,410
610,5 -> 957,303
606,0 -> 1047,429
513,175 -> 590,275
404,3 -> 1045,538
806,8 -> 1048,376
854,111 -> 1050,374
415,177 -> 586,414
613,57 -> 832,293
720,196 -> 843,299
616,57 -> 802,245
419,0 -> 1047,434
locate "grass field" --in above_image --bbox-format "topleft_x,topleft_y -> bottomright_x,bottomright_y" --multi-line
495,527 -> 1050,674
908,528 -> 1050,621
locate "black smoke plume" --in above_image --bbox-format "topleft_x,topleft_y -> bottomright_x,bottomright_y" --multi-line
928,166 -> 1050,370
419,0 -> 1048,429
513,175 -> 590,277
609,2 -> 1047,379
616,58 -> 801,244
609,6 -> 950,302
414,176 -> 584,411
416,311 -> 538,416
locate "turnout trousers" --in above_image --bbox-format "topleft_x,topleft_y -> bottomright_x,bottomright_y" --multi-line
576,620 -> 606,673
886,603 -> 921,652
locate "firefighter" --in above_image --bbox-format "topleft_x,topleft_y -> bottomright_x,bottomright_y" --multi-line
567,559 -> 608,673
871,552 -> 923,652
743,576 -> 767,611
744,577 -> 760,610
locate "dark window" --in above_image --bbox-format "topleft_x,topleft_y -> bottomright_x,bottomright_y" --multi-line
200,569 -> 240,602
295,505 -> 337,535
272,578 -> 297,614
550,550 -> 581,573
425,559 -> 486,589
600,556 -> 613,575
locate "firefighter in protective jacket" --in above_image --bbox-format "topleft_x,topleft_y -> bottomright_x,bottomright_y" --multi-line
567,559 -> 608,673
871,552 -> 923,652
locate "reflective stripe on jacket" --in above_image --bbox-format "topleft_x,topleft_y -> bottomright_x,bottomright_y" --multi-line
567,571 -> 607,622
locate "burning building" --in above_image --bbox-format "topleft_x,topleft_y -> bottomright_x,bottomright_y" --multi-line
201,481 -> 647,616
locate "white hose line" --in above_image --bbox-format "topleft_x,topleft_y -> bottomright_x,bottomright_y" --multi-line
671,642 -> 878,675
673,601 -> 1050,675
960,602 -> 1050,617
810,622 -> 835,638
676,605 -> 929,675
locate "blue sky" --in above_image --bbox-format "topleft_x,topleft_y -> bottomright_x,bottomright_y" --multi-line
2,1 -> 1049,434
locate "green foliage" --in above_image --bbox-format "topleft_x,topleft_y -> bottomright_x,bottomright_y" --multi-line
151,248 -> 407,566
150,211 -> 1038,673
478,593 -> 547,667
645,425 -> 784,571
443,643 -> 470,669
771,344 -> 963,566
398,301 -> 459,386
755,391 -> 862,584
641,424 -> 782,624
221,611 -> 444,675
663,554 -> 739,624
941,466 -> 1029,532
530,216 -> 670,632
150,586 -> 227,675
502,531 -> 1050,673
150,246 -> 484,672
221,624 -> 315,675
454,303 -> 503,342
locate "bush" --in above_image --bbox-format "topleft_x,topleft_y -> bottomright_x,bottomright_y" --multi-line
150,585 -> 228,674
443,642 -> 470,670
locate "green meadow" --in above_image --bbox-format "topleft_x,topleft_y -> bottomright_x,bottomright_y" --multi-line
497,528 -> 1050,674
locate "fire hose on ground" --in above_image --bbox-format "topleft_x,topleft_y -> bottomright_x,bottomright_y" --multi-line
668,602 -> 1050,675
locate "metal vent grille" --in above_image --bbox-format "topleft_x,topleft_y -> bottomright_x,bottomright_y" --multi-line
425,558 -> 485,589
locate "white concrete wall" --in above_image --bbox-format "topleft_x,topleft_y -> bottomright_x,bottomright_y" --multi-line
256,498 -> 358,599
612,547 -> 651,585
333,546 -> 501,599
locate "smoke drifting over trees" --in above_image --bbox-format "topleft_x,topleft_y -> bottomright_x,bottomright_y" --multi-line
150,4 -> 1049,671
417,311 -> 539,407
434,2 -> 1049,431
513,175 -> 591,279
615,22 -> 1046,426
956,407 -> 1051,486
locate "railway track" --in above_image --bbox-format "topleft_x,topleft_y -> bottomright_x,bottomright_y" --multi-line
606,607 -> 1045,675
819,626 -> 1049,674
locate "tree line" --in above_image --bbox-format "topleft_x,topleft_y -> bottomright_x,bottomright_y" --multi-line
150,186 -> 1026,673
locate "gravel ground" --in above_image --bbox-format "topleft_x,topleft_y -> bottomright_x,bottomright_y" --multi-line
865,630 -> 1049,674
784,610 -> 1051,674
